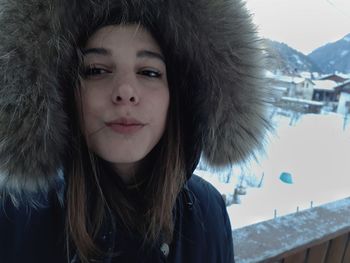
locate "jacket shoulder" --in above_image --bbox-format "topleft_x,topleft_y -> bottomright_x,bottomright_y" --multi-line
0,191 -> 66,263
186,174 -> 225,209
175,174 -> 235,262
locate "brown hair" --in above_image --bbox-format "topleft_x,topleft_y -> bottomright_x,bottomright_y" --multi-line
64,18 -> 188,262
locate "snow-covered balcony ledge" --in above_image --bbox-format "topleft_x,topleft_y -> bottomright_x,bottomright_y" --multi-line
232,197 -> 350,263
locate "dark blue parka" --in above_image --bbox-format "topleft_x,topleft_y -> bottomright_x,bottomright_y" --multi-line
0,175 -> 234,263
0,0 -> 269,262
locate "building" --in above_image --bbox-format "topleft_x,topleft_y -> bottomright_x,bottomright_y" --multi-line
336,80 -> 350,115
270,75 -> 314,100
312,80 -> 338,102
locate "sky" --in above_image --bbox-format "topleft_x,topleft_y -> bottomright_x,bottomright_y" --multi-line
245,0 -> 350,54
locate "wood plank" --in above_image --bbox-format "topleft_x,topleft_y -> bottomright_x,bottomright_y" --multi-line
283,250 -> 307,263
325,234 -> 348,263
306,241 -> 329,263
341,233 -> 350,263
232,198 -> 350,263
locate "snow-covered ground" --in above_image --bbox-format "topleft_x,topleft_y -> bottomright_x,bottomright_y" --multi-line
196,112 -> 350,229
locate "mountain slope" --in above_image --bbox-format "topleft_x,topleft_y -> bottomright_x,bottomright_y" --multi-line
308,33 -> 350,74
264,39 -> 322,75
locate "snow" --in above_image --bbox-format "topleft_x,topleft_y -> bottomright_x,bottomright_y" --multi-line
281,96 -> 323,105
341,50 -> 349,57
196,113 -> 350,229
275,75 -> 304,84
338,73 -> 350,79
323,197 -> 350,212
300,72 -> 311,79
292,54 -> 303,65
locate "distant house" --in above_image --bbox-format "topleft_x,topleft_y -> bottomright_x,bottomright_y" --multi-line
267,71 -> 350,114
311,80 -> 338,102
294,78 -> 314,100
265,72 -> 289,101
271,75 -> 314,100
270,75 -> 296,96
336,80 -> 350,115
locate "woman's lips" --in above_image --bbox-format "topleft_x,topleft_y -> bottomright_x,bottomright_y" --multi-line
106,118 -> 145,134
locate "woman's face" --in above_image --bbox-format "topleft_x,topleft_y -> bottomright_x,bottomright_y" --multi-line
78,24 -> 169,179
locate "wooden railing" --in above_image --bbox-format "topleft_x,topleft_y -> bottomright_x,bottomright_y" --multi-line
232,197 -> 350,263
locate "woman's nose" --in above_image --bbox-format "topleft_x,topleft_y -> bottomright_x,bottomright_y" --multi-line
111,76 -> 139,105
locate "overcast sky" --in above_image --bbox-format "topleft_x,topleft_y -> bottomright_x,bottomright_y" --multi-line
245,0 -> 350,54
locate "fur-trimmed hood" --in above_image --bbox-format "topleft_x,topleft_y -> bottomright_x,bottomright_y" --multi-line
0,0 -> 270,198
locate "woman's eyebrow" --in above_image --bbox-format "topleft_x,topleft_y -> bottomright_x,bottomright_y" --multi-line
137,50 -> 164,63
81,47 -> 110,56
81,48 -> 164,62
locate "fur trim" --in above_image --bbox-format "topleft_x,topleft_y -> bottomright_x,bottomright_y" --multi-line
0,0 -> 67,200
158,0 -> 271,166
0,0 -> 271,197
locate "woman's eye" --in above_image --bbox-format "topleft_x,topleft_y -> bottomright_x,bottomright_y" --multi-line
82,66 -> 111,78
138,69 -> 162,78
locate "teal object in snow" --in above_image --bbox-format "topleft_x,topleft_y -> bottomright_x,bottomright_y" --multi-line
280,172 -> 293,184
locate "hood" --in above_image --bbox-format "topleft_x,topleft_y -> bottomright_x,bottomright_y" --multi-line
0,0 -> 271,199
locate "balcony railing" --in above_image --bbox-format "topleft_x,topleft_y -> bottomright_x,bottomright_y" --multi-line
232,197 -> 350,263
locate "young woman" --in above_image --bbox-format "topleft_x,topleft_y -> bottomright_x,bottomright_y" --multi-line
0,0 -> 270,262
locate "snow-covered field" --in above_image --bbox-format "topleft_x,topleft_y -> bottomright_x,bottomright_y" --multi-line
196,113 -> 350,229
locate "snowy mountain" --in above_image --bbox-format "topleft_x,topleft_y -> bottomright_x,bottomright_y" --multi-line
308,33 -> 350,74
263,39 -> 321,75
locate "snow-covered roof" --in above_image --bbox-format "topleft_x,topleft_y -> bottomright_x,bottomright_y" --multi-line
338,73 -> 350,79
299,72 -> 312,79
312,80 -> 337,91
275,75 -> 306,84
319,73 -> 349,83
